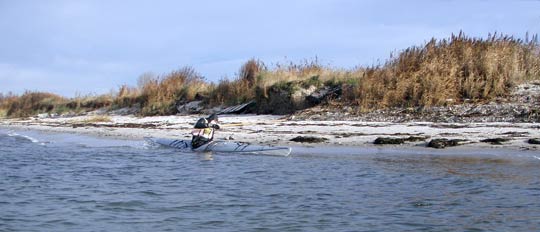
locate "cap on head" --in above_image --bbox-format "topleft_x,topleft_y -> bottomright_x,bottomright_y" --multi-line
206,113 -> 218,122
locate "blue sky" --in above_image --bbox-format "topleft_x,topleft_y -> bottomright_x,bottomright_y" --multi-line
1,0 -> 539,97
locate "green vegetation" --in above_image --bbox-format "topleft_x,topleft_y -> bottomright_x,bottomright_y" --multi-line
1,32 -> 539,118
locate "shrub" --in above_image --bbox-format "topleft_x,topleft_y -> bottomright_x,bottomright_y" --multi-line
113,85 -> 140,109
2,32 -> 538,117
139,67 -> 209,116
3,91 -> 67,117
353,32 -> 540,110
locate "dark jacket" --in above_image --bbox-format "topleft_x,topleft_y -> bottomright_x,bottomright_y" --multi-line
194,118 -> 220,129
191,117 -> 220,149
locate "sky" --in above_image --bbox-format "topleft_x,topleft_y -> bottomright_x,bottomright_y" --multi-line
1,0 -> 539,97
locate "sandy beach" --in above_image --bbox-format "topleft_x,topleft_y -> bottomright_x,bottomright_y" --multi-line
2,114 -> 539,152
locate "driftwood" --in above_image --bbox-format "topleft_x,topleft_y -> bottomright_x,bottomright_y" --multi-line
219,100 -> 255,114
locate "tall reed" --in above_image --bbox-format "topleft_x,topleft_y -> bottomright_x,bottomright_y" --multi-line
138,67 -> 209,115
353,32 -> 540,110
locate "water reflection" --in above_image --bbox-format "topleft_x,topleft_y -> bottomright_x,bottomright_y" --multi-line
199,152 -> 214,161
372,154 -> 539,184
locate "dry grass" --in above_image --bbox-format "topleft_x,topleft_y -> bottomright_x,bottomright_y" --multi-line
63,93 -> 114,115
81,115 -> 112,123
256,58 -> 358,89
138,67 -> 210,115
0,91 -> 67,118
113,85 -> 140,108
80,94 -> 114,109
207,59 -> 264,106
0,93 -> 15,118
0,91 -> 117,118
1,32 -> 538,117
352,32 -> 540,110
207,78 -> 254,106
208,58 -> 360,106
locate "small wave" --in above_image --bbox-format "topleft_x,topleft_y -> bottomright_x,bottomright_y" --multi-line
70,137 -> 161,150
141,139 -> 163,150
534,156 -> 540,160
6,132 -> 43,144
103,200 -> 148,208
138,190 -> 164,196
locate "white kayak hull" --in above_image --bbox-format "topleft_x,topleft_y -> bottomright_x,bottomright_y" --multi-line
145,137 -> 291,157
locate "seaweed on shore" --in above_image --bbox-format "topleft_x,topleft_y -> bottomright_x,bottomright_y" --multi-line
480,138 -> 511,145
374,136 -> 428,145
427,138 -> 467,149
290,136 -> 328,143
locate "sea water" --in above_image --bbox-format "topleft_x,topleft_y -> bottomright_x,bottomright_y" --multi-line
1,128 -> 539,231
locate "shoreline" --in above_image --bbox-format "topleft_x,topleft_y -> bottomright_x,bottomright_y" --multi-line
2,114 -> 539,153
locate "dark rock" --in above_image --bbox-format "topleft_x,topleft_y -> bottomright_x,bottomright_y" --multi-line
290,136 -> 328,143
374,137 -> 405,145
502,131 -> 529,137
405,136 -> 428,142
306,86 -> 342,106
374,136 -> 427,145
427,139 -> 466,149
480,138 -> 511,145
527,138 -> 540,144
176,101 -> 204,114
292,85 -> 317,107
256,83 -> 306,115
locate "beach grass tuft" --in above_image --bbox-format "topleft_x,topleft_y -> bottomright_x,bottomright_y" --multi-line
0,91 -> 67,118
137,67 -> 210,116
352,32 -> 540,110
81,115 -> 113,123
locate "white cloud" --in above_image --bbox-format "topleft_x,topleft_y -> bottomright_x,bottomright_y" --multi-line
0,62 -> 135,97
1,0 -> 539,96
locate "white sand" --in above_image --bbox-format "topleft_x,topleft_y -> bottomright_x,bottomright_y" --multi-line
2,114 -> 539,152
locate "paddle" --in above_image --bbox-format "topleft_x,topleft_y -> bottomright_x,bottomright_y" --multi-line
220,118 -> 287,128
221,123 -> 247,127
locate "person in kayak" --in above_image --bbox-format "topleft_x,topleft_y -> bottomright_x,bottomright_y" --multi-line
191,113 -> 220,149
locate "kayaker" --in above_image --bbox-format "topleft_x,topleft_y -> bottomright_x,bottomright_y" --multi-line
191,113 -> 220,149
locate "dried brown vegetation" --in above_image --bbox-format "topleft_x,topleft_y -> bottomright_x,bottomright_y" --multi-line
138,67 -> 209,115
1,33 -> 539,118
0,91 -> 67,118
207,59 -> 265,106
352,32 -> 540,110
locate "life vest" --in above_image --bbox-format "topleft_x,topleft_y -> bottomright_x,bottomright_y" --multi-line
192,128 -> 214,140
191,128 -> 214,148
191,116 -> 219,148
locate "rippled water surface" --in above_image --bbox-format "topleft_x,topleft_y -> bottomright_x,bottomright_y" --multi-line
1,129 -> 539,231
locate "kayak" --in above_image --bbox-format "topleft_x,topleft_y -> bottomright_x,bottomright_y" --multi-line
144,137 -> 292,157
